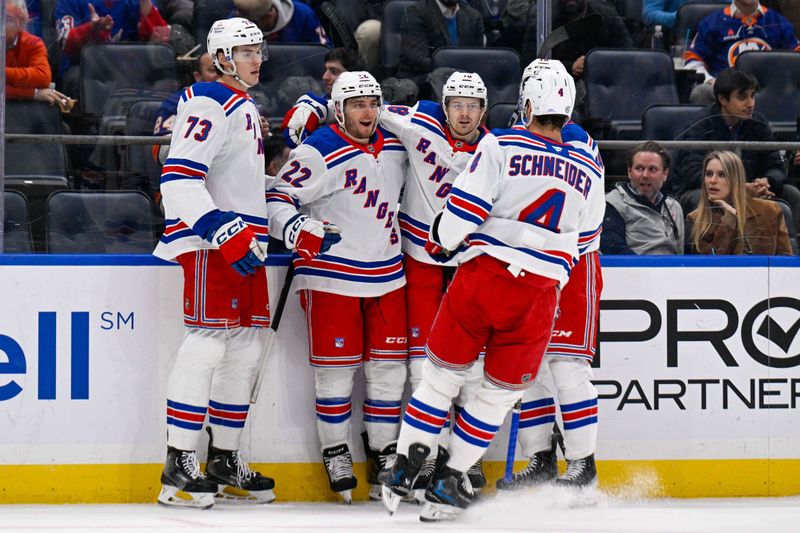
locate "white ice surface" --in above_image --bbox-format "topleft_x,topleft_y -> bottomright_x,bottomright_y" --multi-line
2,490 -> 800,533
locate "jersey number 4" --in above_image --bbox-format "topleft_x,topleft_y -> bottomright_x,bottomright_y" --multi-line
185,116 -> 212,141
518,189 -> 565,233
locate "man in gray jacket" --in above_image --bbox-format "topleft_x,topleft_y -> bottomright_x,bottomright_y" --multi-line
602,141 -> 685,255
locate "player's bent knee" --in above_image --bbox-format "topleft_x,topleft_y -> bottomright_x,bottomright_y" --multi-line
549,357 -> 594,391
364,360 -> 407,396
421,358 -> 467,398
314,366 -> 358,398
175,328 -> 228,370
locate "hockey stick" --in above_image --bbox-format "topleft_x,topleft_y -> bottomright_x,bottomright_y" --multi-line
503,400 -> 522,483
536,14 -> 603,59
250,260 -> 295,404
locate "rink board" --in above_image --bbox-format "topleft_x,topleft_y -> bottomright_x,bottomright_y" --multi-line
0,255 -> 799,503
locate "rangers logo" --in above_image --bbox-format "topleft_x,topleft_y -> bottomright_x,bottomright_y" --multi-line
335,337 -> 345,348
521,373 -> 532,383
411,327 -> 420,338
184,298 -> 190,310
231,298 -> 238,310
454,141 -> 463,148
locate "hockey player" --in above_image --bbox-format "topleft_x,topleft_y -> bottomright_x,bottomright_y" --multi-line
379,71 -> 490,496
153,17 -> 275,509
266,71 -> 409,503
496,59 -> 605,491
379,61 -> 605,521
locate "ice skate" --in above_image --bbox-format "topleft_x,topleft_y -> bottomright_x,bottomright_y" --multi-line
411,455 -> 436,504
157,447 -> 217,509
322,443 -> 357,504
362,432 -> 397,501
419,447 -> 474,522
205,428 -> 276,504
496,428 -> 560,490
556,454 -> 597,488
466,458 -> 486,494
377,442 -> 430,515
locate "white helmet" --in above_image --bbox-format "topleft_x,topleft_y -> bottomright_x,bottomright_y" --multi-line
520,59 -> 575,121
207,17 -> 265,87
442,71 -> 488,109
331,71 -> 383,127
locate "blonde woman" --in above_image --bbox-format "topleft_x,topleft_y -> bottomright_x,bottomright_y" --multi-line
688,151 -> 792,255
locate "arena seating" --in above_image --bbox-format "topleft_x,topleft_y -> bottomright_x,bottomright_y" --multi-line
674,2 -> 724,46
46,191 -> 157,253
736,51 -> 800,140
2,191 -> 33,253
381,0 -> 415,75
431,47 -> 520,104
254,43 -> 330,118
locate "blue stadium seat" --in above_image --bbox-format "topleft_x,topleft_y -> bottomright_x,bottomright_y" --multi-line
46,191 -> 157,253
585,48 -> 678,139
254,43 -> 329,119
618,0 -> 642,18
4,101 -> 67,179
5,176 -> 69,252
488,102 -> 517,130
736,51 -> 800,140
381,0 -> 415,73
79,43 -> 178,117
675,2 -> 724,46
2,190 -> 33,253
641,104 -> 705,141
431,47 -> 521,104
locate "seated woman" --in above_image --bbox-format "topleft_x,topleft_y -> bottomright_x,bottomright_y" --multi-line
688,150 -> 793,255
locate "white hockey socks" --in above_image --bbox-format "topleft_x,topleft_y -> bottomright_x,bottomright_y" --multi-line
363,360 -> 406,451
397,359 -> 466,458
166,328 -> 227,451
517,357 -> 558,458
448,379 -> 523,473
314,366 -> 357,448
551,358 -> 598,460
207,328 -> 264,450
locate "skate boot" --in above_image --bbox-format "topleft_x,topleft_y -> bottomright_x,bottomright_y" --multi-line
205,428 -> 276,504
362,432 -> 398,501
157,447 -> 217,509
496,427 -> 560,490
378,442 -> 430,515
556,454 -> 597,488
466,458 -> 486,494
410,454 -> 436,504
322,442 -> 357,504
420,447 -> 474,522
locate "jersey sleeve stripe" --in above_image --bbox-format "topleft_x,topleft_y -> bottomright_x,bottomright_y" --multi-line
224,97 -> 248,117
265,190 -> 301,208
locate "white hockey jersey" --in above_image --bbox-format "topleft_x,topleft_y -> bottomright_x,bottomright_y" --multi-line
153,82 -> 268,262
267,124 -> 408,297
510,121 -> 604,255
380,100 -> 488,266
437,128 -> 605,288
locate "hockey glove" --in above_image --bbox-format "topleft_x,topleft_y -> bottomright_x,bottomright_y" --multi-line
425,212 -> 462,263
281,93 -> 328,148
284,214 -> 342,260
204,211 -> 267,276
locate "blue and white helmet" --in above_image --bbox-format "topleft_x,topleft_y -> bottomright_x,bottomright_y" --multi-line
331,71 -> 383,125
520,59 -> 575,120
207,17 -> 265,86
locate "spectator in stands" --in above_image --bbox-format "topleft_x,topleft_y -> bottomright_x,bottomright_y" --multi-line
688,150 -> 792,255
233,0 -> 331,46
280,47 -> 365,147
155,0 -> 193,30
55,0 -> 170,97
685,0 -> 800,104
6,0 -> 69,106
602,142 -> 685,255
521,0 -> 631,111
642,0 -> 726,30
397,0 -> 485,84
763,1 -> 800,38
673,68 -> 800,229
